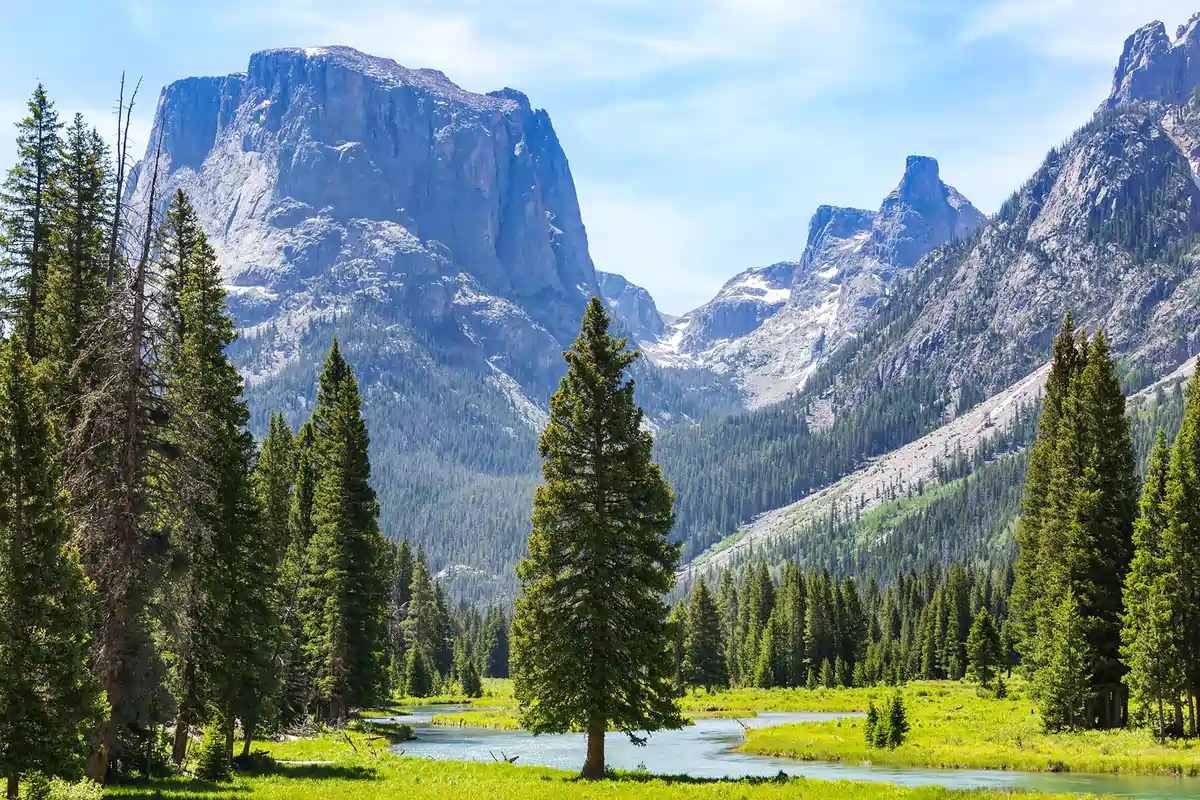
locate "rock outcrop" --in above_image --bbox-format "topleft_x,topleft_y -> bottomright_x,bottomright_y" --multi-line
650,156 -> 984,405
597,270 -> 665,343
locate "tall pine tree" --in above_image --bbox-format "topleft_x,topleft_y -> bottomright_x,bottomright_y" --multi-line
511,298 -> 683,779
1,85 -> 61,360
0,337 -> 104,799
300,339 -> 388,722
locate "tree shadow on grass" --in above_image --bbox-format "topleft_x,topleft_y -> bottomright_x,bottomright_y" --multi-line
261,763 -> 377,781
569,769 -> 798,786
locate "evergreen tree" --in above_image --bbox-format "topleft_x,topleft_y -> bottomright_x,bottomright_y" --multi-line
40,113 -> 109,430
511,298 -> 683,779
966,607 -> 1003,689
456,646 -> 482,698
1013,324 -> 1136,729
668,600 -> 687,690
481,606 -> 510,679
1035,589 -> 1091,732
682,578 -> 726,691
778,563 -> 807,688
402,547 -> 439,670
1162,379 -> 1200,737
884,692 -> 910,748
1011,315 -> 1080,661
403,648 -> 432,699
1,85 -> 61,360
66,128 -> 177,780
166,213 -> 278,760
716,570 -> 739,686
277,421 -> 315,725
300,339 -> 388,722
863,700 -> 879,747
0,337 -> 104,800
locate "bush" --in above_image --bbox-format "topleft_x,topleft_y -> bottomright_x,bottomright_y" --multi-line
195,720 -> 232,782
21,776 -> 102,800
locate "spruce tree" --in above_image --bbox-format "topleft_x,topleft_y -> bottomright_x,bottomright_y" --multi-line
966,607 -> 1002,689
402,547 -> 439,670
164,214 -> 277,761
300,339 -> 388,722
403,648 -> 433,699
40,113 -> 110,429
1,85 -> 61,360
1035,589 -> 1091,732
276,421 -> 315,725
1011,314 -> 1080,662
481,606 -> 510,679
1122,430 -> 1183,738
669,600 -> 687,690
0,337 -> 104,800
682,578 -> 727,691
511,298 -> 683,779
1161,379 -> 1200,736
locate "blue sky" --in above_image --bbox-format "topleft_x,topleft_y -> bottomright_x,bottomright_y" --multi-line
2,1 -> 1197,313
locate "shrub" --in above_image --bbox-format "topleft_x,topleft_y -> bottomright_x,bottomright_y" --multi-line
195,720 -> 232,782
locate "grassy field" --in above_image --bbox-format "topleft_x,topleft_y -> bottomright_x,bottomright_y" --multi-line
738,682 -> 1200,777
101,745 -> 1087,800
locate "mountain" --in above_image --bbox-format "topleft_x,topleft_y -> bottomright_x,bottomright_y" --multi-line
660,13 -> 1200,570
649,156 -> 985,406
127,46 -> 738,593
596,270 -> 666,343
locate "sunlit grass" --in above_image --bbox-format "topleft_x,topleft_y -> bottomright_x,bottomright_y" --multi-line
102,754 -> 1087,800
739,681 -> 1200,776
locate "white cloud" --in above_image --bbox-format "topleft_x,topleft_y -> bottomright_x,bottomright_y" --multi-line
963,1 -> 1199,63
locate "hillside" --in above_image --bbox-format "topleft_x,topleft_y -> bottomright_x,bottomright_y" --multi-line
661,14 -> 1200,568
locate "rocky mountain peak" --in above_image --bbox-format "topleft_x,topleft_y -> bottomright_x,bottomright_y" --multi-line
1107,14 -> 1200,109
868,155 -> 985,268
896,154 -> 943,205
596,271 -> 666,343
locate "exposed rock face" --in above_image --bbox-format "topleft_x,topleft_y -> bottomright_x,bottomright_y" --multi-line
126,46 -> 741,581
1106,14 -> 1200,109
596,270 -> 665,343
650,156 -> 984,405
130,46 -> 599,397
820,105 -> 1200,420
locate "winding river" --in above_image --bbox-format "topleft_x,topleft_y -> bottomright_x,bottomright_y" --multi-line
384,706 -> 1198,799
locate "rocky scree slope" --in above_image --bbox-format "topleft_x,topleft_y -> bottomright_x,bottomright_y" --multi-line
649,156 -> 985,407
128,46 -> 736,588
660,14 -> 1200,565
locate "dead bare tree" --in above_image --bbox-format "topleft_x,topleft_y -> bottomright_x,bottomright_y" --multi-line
67,121 -> 191,782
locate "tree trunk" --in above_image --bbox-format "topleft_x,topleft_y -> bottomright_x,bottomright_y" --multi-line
224,716 -> 236,763
86,725 -> 111,783
6,774 -> 18,800
1158,698 -> 1166,742
581,717 -> 605,780
242,719 -> 255,758
172,717 -> 190,765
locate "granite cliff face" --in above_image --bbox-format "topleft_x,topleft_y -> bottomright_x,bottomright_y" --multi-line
131,46 -> 598,396
650,156 -> 984,405
1106,13 -> 1200,109
127,46 -> 737,585
596,270 -> 665,343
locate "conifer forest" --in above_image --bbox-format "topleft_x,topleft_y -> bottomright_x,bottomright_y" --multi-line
7,10 -> 1200,800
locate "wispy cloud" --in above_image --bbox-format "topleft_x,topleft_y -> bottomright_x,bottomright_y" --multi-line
962,1 -> 1198,63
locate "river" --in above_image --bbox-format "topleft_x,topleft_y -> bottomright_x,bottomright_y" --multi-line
382,706 -> 1198,798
